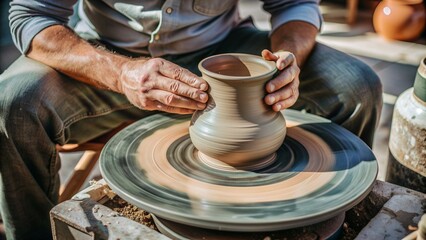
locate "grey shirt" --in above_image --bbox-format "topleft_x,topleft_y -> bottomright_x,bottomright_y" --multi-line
9,0 -> 321,57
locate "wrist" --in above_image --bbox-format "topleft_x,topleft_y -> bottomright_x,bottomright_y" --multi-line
95,49 -> 133,93
117,56 -> 151,94
271,21 -> 317,67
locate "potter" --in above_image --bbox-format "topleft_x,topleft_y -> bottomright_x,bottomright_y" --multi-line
189,53 -> 286,168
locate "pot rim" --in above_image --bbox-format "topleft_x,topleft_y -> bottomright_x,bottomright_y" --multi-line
419,57 -> 426,78
198,53 -> 277,81
388,0 -> 424,5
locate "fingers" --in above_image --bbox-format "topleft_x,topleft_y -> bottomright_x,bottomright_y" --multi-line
262,49 -> 295,70
266,62 -> 300,93
275,52 -> 295,70
146,89 -> 206,110
138,73 -> 208,113
140,98 -> 196,114
265,79 -> 299,111
121,58 -> 210,114
154,75 -> 208,104
126,87 -> 204,114
154,101 -> 196,114
261,49 -> 300,111
156,59 -> 208,91
261,49 -> 278,61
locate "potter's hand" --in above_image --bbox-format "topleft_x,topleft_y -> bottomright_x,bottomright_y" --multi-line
119,58 -> 209,114
261,50 -> 300,111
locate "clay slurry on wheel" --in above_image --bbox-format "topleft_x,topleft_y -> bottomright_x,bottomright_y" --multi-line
99,110 -> 378,232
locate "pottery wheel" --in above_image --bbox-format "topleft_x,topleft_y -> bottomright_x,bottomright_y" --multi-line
152,212 -> 345,240
100,110 -> 377,232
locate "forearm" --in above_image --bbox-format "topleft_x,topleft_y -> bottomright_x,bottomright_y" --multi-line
270,21 -> 318,67
27,25 -> 135,93
27,25 -> 208,114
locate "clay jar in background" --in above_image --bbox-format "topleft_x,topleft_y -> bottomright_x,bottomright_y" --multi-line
189,53 -> 286,169
373,0 -> 426,41
386,57 -> 426,193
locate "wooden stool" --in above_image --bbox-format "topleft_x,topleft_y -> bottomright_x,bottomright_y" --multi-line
347,0 -> 358,24
56,122 -> 132,202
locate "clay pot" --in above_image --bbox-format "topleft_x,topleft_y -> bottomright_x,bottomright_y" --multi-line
373,0 -> 426,41
189,53 -> 286,169
386,57 -> 426,192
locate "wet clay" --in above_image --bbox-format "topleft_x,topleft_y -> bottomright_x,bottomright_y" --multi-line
100,111 -> 378,232
136,120 -> 336,204
189,54 -> 286,169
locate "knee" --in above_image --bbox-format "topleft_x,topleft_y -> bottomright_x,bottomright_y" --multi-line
304,45 -> 383,111
355,60 -> 382,102
0,81 -> 40,139
0,57 -> 62,137
341,58 -> 383,109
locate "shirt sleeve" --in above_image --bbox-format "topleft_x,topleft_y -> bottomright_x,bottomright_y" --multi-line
9,0 -> 77,54
261,0 -> 322,35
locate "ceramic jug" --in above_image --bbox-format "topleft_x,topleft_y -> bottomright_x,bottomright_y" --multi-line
189,53 -> 286,169
386,57 -> 426,192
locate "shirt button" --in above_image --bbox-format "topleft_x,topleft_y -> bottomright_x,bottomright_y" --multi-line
166,7 -> 173,14
154,35 -> 160,41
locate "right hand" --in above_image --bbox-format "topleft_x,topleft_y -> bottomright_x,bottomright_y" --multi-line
261,49 -> 300,111
119,58 -> 209,114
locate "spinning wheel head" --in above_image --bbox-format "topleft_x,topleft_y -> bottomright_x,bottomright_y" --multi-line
100,110 -> 377,232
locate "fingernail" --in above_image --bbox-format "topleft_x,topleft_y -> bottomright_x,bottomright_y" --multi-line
269,85 -> 275,92
197,103 -> 206,109
200,93 -> 208,101
269,96 -> 275,104
280,63 -> 285,69
200,83 -> 208,90
275,104 -> 281,111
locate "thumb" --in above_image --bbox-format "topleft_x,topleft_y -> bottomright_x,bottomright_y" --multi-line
261,49 -> 278,61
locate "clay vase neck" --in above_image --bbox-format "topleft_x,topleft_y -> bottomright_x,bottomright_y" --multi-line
189,54 -> 286,170
414,57 -> 426,102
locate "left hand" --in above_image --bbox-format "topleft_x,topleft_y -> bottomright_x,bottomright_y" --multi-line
261,49 -> 300,111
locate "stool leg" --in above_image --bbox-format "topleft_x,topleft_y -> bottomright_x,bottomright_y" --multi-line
347,0 -> 358,24
59,150 -> 100,202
